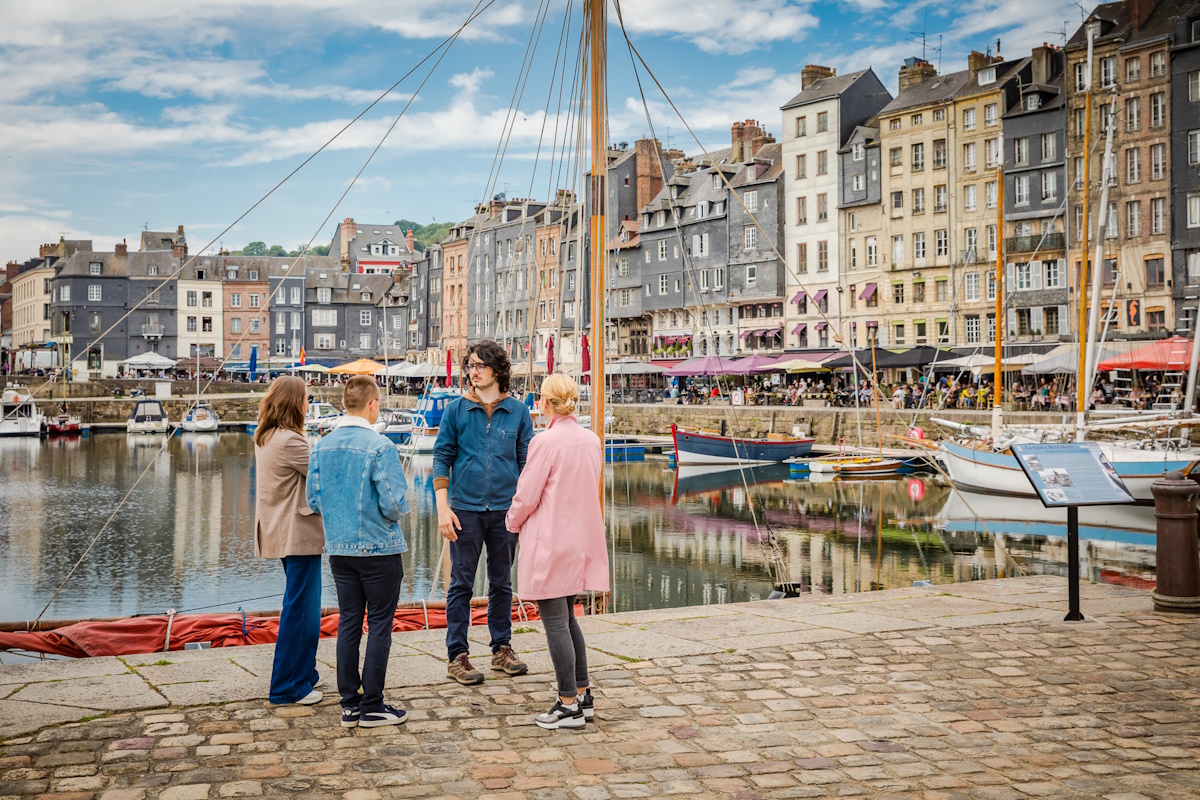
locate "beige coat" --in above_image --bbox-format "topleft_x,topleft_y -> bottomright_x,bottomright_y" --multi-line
254,428 -> 325,558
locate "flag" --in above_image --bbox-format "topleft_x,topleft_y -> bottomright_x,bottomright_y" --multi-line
546,336 -> 555,374
581,334 -> 591,385
249,346 -> 258,382
300,346 -> 306,366
446,349 -> 452,386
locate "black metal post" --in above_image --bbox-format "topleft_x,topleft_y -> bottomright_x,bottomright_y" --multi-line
1065,506 -> 1084,621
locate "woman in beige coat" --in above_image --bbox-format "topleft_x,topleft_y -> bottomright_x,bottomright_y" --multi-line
254,376 -> 325,705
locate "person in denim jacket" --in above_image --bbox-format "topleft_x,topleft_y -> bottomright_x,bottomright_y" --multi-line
307,376 -> 410,728
433,340 -> 534,685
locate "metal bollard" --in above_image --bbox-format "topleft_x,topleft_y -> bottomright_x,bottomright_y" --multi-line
1151,471 -> 1200,613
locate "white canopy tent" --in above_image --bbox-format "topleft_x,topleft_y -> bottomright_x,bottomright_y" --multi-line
603,359 -> 664,376
121,352 -> 177,370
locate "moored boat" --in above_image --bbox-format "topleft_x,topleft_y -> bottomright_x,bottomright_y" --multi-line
808,455 -> 904,476
305,401 -> 342,434
127,399 -> 170,433
670,424 -> 814,466
375,407 -> 414,444
0,387 -> 46,438
181,404 -> 219,432
407,389 -> 459,454
47,413 -> 83,436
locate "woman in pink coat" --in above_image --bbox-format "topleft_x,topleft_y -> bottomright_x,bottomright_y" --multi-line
506,373 -> 607,730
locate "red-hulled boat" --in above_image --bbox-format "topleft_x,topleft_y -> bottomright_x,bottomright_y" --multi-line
47,413 -> 83,436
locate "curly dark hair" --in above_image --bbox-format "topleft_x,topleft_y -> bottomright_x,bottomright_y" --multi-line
464,340 -> 512,393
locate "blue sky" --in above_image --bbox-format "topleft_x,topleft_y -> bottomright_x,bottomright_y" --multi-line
0,0 -> 1087,263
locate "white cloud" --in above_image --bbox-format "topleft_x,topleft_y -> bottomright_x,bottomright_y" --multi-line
351,176 -> 393,193
615,0 -> 819,55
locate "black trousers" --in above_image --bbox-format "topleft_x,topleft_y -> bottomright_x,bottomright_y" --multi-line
329,554 -> 403,713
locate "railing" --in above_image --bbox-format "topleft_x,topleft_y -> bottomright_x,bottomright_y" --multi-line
1005,233 -> 1065,253
141,324 -> 164,338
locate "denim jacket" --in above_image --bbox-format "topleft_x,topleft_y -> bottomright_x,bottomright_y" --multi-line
432,390 -> 534,513
307,417 -> 410,556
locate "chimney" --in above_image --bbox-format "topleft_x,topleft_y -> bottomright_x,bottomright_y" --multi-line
801,64 -> 835,89
115,240 -> 128,258
405,229 -> 415,252
634,137 -> 665,211
967,50 -> 993,77
898,57 -> 938,90
1129,0 -> 1155,30
731,119 -> 767,163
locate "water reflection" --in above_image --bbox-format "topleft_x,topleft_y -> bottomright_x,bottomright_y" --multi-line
0,435 -> 1159,622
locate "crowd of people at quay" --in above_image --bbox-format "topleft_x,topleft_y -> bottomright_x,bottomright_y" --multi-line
251,340 -> 607,731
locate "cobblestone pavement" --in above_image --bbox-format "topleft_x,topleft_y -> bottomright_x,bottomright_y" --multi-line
2,576 -> 1199,799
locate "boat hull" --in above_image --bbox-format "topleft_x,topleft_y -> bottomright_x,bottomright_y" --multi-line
408,428 -> 439,454
809,456 -> 904,475
940,439 -> 1198,502
671,425 -> 813,466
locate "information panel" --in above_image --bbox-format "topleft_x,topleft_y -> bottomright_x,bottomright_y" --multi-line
1010,442 -> 1136,508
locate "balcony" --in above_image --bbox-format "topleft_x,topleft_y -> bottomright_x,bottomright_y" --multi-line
141,323 -> 165,338
1005,233 -> 1065,253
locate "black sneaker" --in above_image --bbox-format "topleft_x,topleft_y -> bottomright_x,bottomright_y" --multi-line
535,700 -> 585,730
359,704 -> 407,728
341,707 -> 360,728
577,688 -> 594,721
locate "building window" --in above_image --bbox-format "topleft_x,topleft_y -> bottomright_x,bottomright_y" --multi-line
965,273 -> 979,301
1014,137 -> 1028,165
1127,97 -> 1141,130
796,196 -> 807,224
1127,147 -> 1142,181
966,315 -> 980,343
1100,56 -> 1116,87
1190,131 -> 1200,165
913,187 -> 925,213
360,309 -> 372,326
186,290 -> 197,307
89,262 -> 101,275
986,182 -> 998,209
795,115 -> 806,136
866,237 -> 877,267
746,265 -> 757,285
88,284 -> 101,302
1151,93 -> 1166,127
315,333 -> 333,350
230,293 -> 242,307
913,281 -> 925,303
912,142 -> 925,170
963,108 -> 976,130
816,111 -> 828,132
1150,51 -> 1166,77
1042,171 -> 1058,201
1045,259 -> 1063,289
892,235 -> 904,265
853,174 -> 864,192
817,193 -> 828,221
889,118 -> 900,131
1014,175 -> 1029,205
1016,262 -> 1033,290
1146,257 -> 1165,289
985,138 -> 999,169
743,226 -> 758,250
914,232 -> 926,260
231,317 -> 242,334
935,229 -> 948,257
88,311 -> 101,334
890,147 -> 902,167
1127,201 -> 1142,237
893,283 -> 904,304
658,240 -> 667,260
202,292 -> 212,308
249,293 -> 260,308
852,143 -> 865,161
816,151 -> 828,175
817,241 -> 828,272
659,274 -> 668,295
1147,309 -> 1165,333
744,190 -> 758,211
892,191 -> 903,210
1150,143 -> 1165,180
796,154 -> 806,178
250,318 -> 259,333
187,316 -> 197,332
312,309 -> 337,326
963,142 -> 976,172
1126,56 -> 1141,83
985,103 -> 998,126
714,267 -> 724,290
202,317 -> 212,333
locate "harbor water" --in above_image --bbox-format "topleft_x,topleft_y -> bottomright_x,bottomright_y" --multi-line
0,433 -> 1159,624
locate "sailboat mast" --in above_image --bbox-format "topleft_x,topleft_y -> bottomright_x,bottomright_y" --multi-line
1075,23 -> 1095,439
992,164 -> 1004,441
588,0 -> 606,448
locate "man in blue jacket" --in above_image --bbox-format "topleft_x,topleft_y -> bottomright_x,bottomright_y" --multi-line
434,340 -> 534,685
308,375 -> 410,728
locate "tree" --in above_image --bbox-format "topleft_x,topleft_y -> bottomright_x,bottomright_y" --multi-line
240,241 -> 267,256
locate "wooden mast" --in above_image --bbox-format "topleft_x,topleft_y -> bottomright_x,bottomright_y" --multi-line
991,164 -> 1004,440
588,0 -> 606,456
1075,23 -> 1094,439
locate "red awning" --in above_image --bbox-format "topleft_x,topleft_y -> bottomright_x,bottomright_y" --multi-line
859,283 -> 877,301
1097,336 -> 1192,371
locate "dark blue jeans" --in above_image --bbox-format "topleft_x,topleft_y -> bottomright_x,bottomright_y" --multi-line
446,509 -> 517,662
329,554 -> 403,713
268,555 -> 322,705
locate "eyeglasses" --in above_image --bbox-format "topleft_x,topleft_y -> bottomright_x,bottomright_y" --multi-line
466,363 -> 489,373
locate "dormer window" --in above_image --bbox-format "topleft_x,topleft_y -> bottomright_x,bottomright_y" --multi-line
89,262 -> 101,275
249,270 -> 258,280
362,292 -> 371,302
196,268 -> 206,280
318,287 -> 332,303
853,143 -> 865,161
1026,95 -> 1042,111
712,174 -> 721,190
227,269 -> 237,279
148,265 -> 159,276
978,67 -> 996,85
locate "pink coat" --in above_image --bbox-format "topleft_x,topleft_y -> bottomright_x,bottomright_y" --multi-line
505,414 -> 608,600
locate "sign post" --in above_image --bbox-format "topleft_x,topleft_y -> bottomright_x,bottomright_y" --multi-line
1010,442 -> 1137,621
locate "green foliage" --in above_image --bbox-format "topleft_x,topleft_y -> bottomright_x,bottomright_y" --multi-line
393,219 -> 452,252
228,243 -> 330,257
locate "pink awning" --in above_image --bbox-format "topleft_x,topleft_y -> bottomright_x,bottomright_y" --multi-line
767,328 -> 783,339
859,283 -> 877,301
740,330 -> 753,339
790,291 -> 806,304
792,323 -> 807,335
866,320 -> 879,328
815,322 -> 828,330
812,289 -> 828,303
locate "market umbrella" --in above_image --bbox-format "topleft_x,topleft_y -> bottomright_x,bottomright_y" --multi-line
292,364 -> 330,374
1097,336 -> 1192,371
248,346 -> 258,382
546,336 -> 555,374
663,355 -> 736,377
1023,344 -> 1123,375
121,352 -> 177,370
446,350 -> 452,385
329,358 -> 385,375
724,354 -> 782,375
606,359 -> 665,375
779,357 -> 835,373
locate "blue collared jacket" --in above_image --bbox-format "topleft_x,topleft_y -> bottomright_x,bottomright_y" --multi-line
307,417 -> 410,556
432,390 -> 534,512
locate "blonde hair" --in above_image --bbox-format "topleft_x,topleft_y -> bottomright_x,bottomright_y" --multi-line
541,373 -> 579,417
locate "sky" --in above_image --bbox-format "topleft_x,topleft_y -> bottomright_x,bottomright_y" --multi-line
0,0 -> 1091,264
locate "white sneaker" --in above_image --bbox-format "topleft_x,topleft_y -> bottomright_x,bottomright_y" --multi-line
535,700 -> 585,730
296,690 -> 323,706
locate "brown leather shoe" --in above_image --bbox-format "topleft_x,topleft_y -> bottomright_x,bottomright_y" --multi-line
491,644 -> 528,676
447,653 -> 484,685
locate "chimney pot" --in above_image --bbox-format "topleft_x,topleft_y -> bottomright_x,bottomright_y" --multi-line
801,64 -> 835,89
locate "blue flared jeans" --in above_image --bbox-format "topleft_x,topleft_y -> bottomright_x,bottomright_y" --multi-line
268,554 -> 323,704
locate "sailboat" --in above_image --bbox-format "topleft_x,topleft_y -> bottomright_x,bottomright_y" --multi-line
809,347 -> 902,476
181,349 -> 220,433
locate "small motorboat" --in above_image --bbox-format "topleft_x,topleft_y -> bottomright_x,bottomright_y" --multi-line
127,399 -> 169,434
0,387 -> 46,437
181,404 -> 219,433
808,455 -> 904,476
407,389 -> 459,454
670,424 -> 813,466
374,408 -> 414,444
306,401 -> 342,434
47,413 -> 83,436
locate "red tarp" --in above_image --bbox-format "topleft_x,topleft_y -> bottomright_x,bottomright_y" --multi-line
1097,336 -> 1192,371
0,604 -> 542,658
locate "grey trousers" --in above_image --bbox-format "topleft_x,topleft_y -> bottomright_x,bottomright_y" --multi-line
536,596 -> 589,698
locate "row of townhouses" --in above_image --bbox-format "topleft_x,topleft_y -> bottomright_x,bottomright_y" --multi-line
5,0 -> 1200,377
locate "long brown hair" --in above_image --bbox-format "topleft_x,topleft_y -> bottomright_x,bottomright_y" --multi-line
255,376 -> 307,446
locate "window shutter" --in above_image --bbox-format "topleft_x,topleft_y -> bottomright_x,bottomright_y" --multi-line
1058,305 -> 1069,329
1031,307 -> 1044,333
1006,308 -> 1017,335
691,235 -> 699,254
702,233 -> 709,255
1006,262 -> 1016,288
1031,260 -> 1043,290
